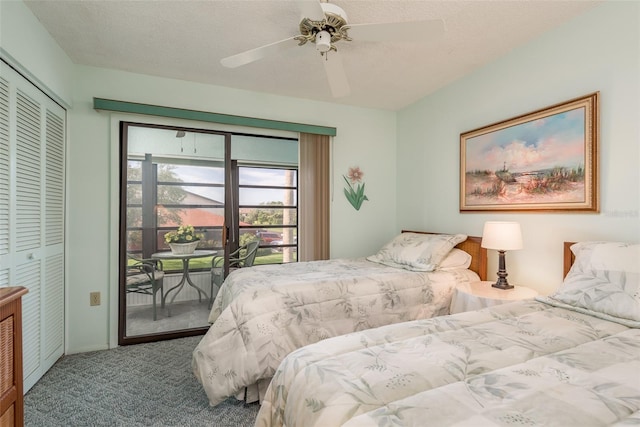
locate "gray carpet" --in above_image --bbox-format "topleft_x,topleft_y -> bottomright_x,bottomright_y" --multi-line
24,335 -> 260,426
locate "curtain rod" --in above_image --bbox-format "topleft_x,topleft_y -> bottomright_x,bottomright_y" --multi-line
93,98 -> 337,136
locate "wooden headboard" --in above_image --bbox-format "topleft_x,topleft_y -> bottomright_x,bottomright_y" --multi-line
401,230 -> 487,281
563,242 -> 576,278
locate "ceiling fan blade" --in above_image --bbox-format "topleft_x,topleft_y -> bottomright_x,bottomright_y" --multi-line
221,36 -> 298,68
322,51 -> 350,98
345,19 -> 445,43
295,0 -> 325,21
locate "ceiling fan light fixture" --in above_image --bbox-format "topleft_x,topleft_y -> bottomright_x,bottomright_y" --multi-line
316,30 -> 332,52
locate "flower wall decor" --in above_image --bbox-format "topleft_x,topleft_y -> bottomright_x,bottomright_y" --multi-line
164,224 -> 203,244
343,166 -> 369,211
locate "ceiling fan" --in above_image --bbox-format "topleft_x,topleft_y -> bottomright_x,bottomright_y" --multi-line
220,0 -> 445,98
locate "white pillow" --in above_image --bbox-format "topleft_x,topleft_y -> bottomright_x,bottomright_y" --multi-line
437,248 -> 472,271
546,241 -> 640,322
367,233 -> 467,272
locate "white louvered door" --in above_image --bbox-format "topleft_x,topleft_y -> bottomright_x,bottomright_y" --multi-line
0,61 -> 65,392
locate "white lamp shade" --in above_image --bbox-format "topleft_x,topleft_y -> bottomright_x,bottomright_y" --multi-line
481,221 -> 523,251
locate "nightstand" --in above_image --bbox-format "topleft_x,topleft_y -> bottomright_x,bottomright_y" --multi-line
449,281 -> 538,314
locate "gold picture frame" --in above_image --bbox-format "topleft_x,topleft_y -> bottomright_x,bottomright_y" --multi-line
460,92 -> 599,212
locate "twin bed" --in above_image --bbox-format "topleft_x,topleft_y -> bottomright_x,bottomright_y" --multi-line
255,240 -> 640,426
192,231 -> 486,405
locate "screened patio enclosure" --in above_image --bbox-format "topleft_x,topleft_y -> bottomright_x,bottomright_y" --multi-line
120,122 -> 298,344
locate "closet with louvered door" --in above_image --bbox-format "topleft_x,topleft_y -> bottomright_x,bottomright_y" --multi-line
0,60 -> 65,393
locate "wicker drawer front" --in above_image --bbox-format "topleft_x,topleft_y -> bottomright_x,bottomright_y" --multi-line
0,287 -> 27,427
0,315 -> 14,396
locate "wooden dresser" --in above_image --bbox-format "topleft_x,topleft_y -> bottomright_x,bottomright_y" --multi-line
0,287 -> 28,427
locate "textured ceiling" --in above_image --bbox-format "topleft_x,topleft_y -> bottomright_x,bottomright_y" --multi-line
24,0 -> 600,111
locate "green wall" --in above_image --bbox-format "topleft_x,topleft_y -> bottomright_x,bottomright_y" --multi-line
396,1 -> 640,295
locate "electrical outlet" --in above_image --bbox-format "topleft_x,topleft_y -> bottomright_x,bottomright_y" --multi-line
90,292 -> 101,306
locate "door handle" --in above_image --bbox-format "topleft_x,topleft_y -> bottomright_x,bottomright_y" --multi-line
222,226 -> 229,246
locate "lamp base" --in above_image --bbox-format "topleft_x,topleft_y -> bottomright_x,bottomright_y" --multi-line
492,250 -> 514,290
491,279 -> 514,290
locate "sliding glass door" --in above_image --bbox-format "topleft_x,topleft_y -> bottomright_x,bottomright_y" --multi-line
119,122 -> 298,344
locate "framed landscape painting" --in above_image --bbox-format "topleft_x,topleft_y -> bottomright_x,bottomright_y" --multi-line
460,92 -> 599,212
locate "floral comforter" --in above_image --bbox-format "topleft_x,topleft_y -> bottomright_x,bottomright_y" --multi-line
192,258 -> 479,406
256,299 -> 640,426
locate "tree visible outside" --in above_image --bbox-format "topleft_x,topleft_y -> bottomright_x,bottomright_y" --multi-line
127,161 -> 186,251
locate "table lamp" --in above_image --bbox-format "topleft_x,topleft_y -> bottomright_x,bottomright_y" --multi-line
481,221 -> 523,290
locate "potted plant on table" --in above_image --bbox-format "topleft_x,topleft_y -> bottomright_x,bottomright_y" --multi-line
164,225 -> 203,255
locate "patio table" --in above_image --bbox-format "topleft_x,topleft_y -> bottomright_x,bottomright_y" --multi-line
151,250 -> 216,316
